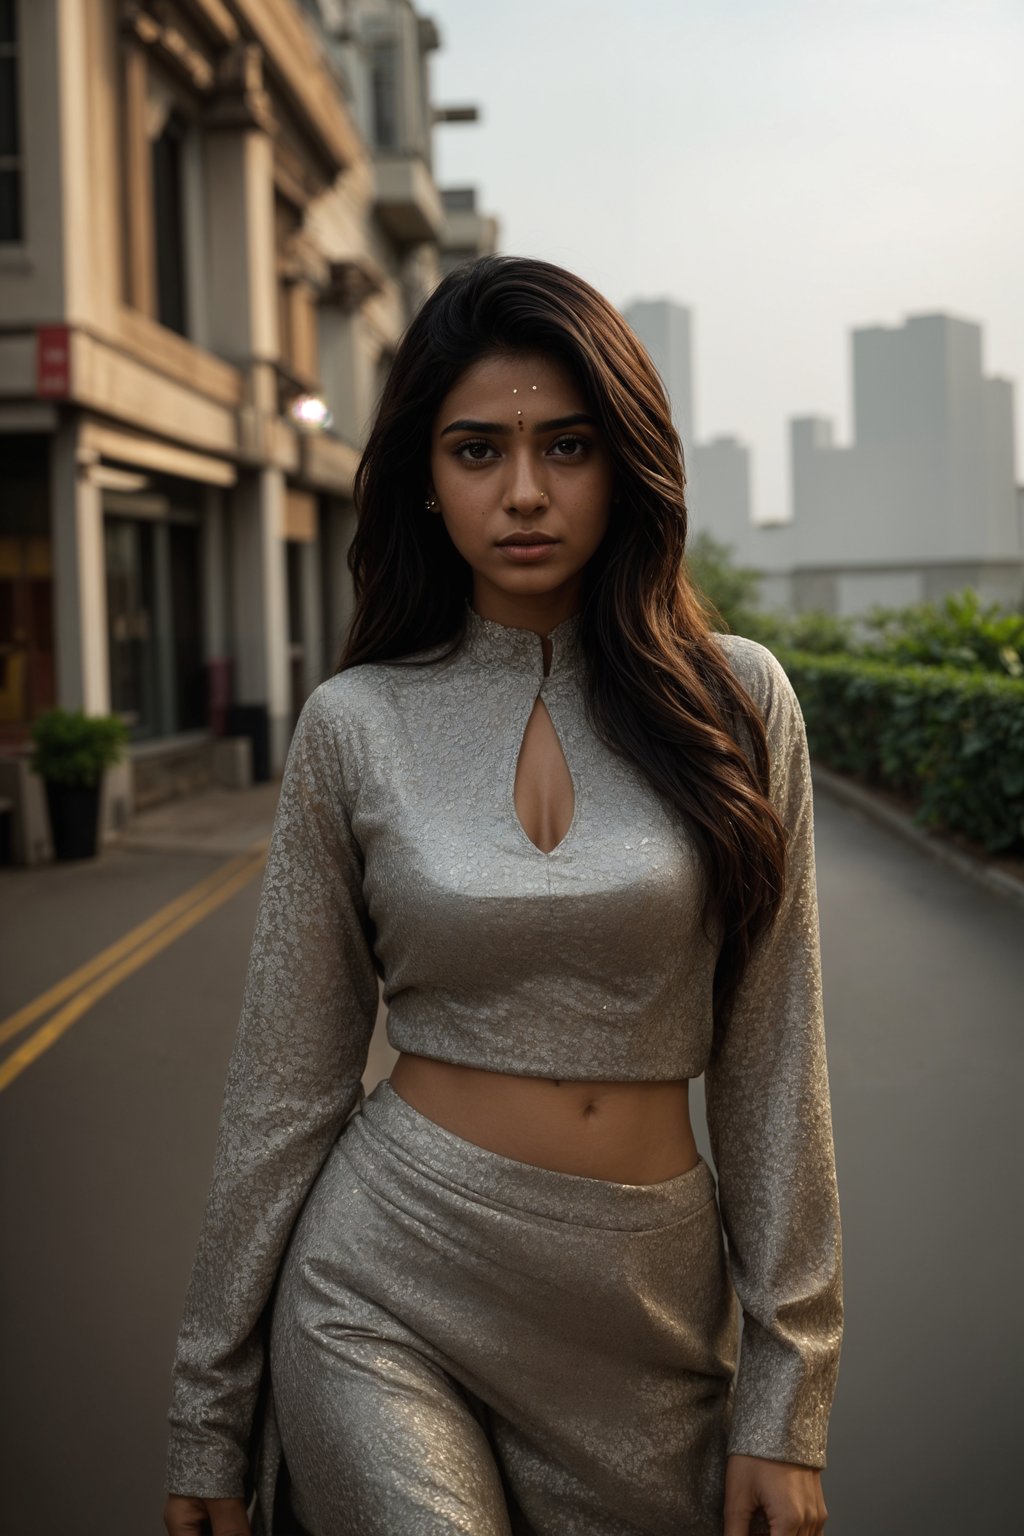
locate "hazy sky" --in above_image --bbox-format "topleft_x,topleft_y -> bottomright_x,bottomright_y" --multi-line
428,0 -> 1023,525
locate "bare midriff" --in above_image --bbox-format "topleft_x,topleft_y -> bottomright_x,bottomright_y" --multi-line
387,1055 -> 699,1185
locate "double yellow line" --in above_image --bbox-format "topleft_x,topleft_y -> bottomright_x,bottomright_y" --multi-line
0,845 -> 268,1094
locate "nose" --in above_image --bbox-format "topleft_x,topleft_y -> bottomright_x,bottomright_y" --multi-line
501,447 -> 547,515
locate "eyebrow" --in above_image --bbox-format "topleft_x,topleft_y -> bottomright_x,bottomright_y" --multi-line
439,412 -> 598,437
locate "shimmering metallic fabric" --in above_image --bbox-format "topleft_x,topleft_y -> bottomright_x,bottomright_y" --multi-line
269,1077 -> 738,1536
164,601 -> 843,1531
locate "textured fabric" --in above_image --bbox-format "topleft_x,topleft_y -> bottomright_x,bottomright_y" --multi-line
269,1077 -> 738,1536
164,599 -> 843,1525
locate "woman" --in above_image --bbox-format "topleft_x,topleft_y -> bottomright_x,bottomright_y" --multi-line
163,255 -> 842,1536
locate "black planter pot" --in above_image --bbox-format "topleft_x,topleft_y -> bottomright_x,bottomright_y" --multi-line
45,779 -> 102,860
226,703 -> 271,782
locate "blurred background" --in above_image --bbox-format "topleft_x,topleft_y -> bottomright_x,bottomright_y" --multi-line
0,2 -> 1021,1534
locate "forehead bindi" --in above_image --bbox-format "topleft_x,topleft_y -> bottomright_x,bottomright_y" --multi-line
438,358 -> 587,433
511,384 -> 539,428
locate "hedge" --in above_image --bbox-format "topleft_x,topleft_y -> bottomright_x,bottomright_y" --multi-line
776,648 -> 1024,856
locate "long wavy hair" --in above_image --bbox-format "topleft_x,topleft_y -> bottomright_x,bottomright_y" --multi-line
337,254 -> 787,1041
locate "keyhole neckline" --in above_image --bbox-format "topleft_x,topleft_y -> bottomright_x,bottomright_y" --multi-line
511,692 -> 579,859
462,600 -> 584,679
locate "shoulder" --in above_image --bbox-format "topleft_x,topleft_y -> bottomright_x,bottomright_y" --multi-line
709,631 -> 798,722
305,665 -> 398,757
315,664 -> 393,720
316,644 -> 456,720
304,649 -> 455,756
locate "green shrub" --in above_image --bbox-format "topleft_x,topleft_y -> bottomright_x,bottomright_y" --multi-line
738,608 -> 857,655
29,709 -> 130,789
855,588 -> 1024,678
685,530 -> 765,636
778,649 -> 1024,854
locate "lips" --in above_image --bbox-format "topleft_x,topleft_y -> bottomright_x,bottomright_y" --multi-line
496,533 -> 559,546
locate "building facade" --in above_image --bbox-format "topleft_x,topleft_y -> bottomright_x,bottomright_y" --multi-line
622,294 -> 756,565
622,296 -> 697,453
784,312 -> 1023,618
0,0 -> 497,862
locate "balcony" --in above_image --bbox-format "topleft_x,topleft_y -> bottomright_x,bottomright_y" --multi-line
440,186 -> 499,265
374,151 -> 444,246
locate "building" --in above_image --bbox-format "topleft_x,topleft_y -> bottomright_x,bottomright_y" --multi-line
622,295 -> 756,561
783,312 -> 1023,617
621,296 -> 696,453
437,186 -> 499,278
0,0 -> 497,863
623,293 -> 1024,621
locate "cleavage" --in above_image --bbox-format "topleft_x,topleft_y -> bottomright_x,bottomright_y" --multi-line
513,694 -> 576,855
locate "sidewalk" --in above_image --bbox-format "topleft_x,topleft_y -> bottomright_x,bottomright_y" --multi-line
811,763 -> 1024,911
103,780 -> 283,857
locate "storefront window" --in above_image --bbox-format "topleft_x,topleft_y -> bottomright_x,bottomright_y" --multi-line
104,471 -> 206,740
0,437 -> 55,732
105,515 -> 160,738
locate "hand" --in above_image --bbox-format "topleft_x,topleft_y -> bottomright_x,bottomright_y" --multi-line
723,1453 -> 828,1535
163,1493 -> 252,1536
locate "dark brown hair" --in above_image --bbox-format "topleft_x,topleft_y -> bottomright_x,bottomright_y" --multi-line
337,254 -> 787,1039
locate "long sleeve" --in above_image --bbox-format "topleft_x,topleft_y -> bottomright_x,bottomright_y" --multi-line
165,680 -> 381,1499
705,647 -> 843,1469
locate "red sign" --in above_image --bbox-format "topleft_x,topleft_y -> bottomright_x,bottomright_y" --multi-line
36,325 -> 71,398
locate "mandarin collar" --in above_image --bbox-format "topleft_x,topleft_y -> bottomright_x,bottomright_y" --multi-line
461,600 -> 584,679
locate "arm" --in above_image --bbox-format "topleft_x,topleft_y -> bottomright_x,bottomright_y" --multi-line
165,681 -> 380,1499
705,648 -> 843,1470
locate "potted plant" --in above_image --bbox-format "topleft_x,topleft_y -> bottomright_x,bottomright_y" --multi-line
29,708 -> 130,861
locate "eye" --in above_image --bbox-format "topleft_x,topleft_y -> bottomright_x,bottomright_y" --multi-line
454,439 -> 498,463
549,435 -> 591,458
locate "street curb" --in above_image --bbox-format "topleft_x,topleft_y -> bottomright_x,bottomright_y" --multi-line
810,761 -> 1024,912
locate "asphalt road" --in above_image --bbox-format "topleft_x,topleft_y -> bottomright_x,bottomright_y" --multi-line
0,785 -> 1020,1535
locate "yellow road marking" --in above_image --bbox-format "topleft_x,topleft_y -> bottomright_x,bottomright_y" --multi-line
0,845 -> 267,1047
0,848 -> 267,1093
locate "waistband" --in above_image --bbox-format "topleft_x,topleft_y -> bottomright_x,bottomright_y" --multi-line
349,1077 -> 718,1231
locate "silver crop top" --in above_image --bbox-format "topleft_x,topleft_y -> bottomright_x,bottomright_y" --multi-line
165,600 -> 843,1519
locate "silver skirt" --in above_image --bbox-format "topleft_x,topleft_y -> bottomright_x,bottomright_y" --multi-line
269,1078 -> 739,1536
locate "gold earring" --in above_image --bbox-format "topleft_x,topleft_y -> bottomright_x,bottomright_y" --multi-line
425,495 -> 439,513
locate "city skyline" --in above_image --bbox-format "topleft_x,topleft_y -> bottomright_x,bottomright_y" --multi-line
429,0 -> 1023,525
616,293 -> 1022,620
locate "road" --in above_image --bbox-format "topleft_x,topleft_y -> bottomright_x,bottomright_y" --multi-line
0,779 -> 1020,1535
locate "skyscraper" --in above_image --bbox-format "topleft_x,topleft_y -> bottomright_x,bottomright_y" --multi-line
621,297 -> 696,452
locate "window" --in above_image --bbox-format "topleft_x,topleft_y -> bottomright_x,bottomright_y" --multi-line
151,105 -> 188,336
0,0 -> 23,242
369,40 -> 399,150
104,475 -> 206,739
275,193 -> 319,388
121,44 -> 207,340
105,515 -> 160,736
0,437 -> 55,725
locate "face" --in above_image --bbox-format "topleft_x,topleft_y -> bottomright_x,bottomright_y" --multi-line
428,350 -> 615,621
